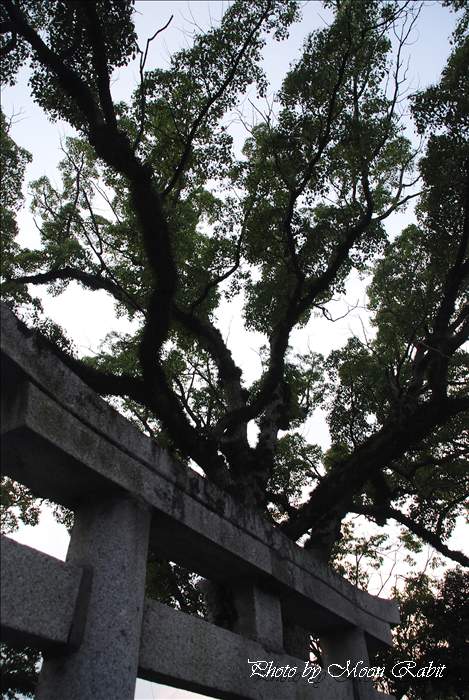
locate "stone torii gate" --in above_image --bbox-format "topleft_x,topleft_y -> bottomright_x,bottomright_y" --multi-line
1,303 -> 398,699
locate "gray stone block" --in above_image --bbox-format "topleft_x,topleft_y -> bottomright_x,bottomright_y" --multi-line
321,626 -> 377,700
1,301 -> 400,700
139,598 -> 352,699
199,577 -> 285,653
1,375 -> 397,648
1,536 -> 87,652
36,494 -> 151,700
231,580 -> 284,653
283,622 -> 310,661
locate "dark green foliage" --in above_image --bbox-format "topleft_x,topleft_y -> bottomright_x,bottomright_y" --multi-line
145,556 -> 206,617
377,568 -> 469,700
0,645 -> 41,699
1,1 -> 138,128
0,478 -> 40,534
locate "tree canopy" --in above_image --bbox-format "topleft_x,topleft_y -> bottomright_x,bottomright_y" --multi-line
1,0 -> 468,573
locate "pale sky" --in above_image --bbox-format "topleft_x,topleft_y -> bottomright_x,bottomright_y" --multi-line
2,2 -> 463,698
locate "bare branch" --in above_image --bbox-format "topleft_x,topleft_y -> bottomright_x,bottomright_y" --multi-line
133,14 -> 174,151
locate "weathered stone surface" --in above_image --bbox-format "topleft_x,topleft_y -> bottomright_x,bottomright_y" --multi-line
1,302 -> 399,700
231,580 -> 284,653
140,599 -> 355,700
197,579 -> 238,630
1,536 -> 86,652
321,627 -> 376,700
283,622 -> 310,661
1,376 -> 396,644
36,494 -> 151,700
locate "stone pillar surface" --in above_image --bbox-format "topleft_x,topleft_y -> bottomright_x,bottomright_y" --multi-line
37,493 -> 151,700
199,577 -> 285,653
231,579 -> 284,653
320,626 -> 377,700
283,620 -> 310,661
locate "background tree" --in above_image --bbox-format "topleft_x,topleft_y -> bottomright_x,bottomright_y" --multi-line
0,2 -> 468,696
376,567 -> 469,700
0,645 -> 40,700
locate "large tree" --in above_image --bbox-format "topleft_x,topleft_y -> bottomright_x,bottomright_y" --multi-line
1,0 -> 468,576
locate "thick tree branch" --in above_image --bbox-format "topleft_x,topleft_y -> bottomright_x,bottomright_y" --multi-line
279,28 -> 360,289
3,0 -> 101,124
282,394 -> 469,542
76,2 -> 117,128
172,306 -> 247,440
30,329 -> 148,406
7,267 -> 140,310
190,206 -> 250,313
352,503 -> 469,567
431,159 -> 469,341
3,1 -> 237,485
408,160 -> 469,399
215,204 -> 375,435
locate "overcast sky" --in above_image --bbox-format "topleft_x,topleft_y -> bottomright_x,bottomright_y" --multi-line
2,2 -> 461,698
